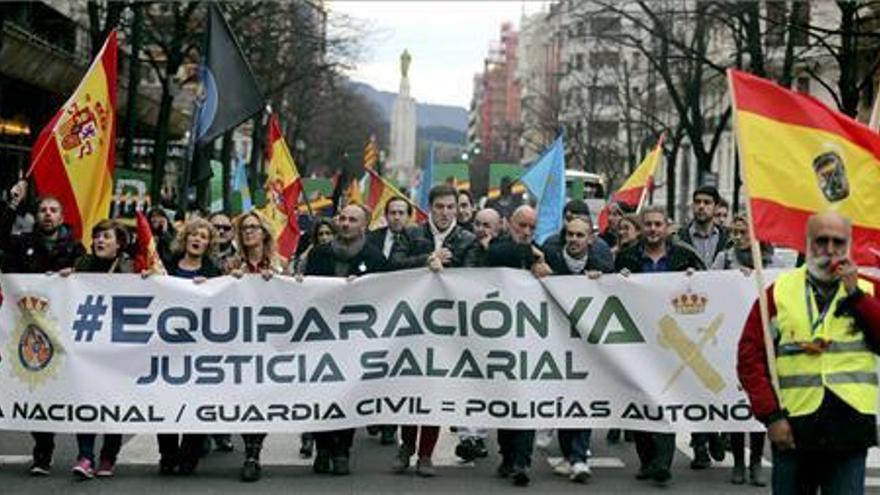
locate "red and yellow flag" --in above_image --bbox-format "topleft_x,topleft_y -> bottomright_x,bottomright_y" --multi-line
133,211 -> 167,275
258,114 -> 302,261
729,69 -> 880,263
365,168 -> 427,228
598,133 -> 664,231
29,31 -> 117,247
364,134 -> 379,170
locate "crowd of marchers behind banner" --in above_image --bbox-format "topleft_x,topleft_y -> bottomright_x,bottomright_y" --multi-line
2,177 -> 879,494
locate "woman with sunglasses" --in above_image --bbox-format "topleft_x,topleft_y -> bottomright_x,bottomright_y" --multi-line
227,211 -> 282,481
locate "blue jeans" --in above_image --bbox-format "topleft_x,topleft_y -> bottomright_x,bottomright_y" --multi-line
558,429 -> 591,463
76,433 -> 122,463
772,447 -> 866,495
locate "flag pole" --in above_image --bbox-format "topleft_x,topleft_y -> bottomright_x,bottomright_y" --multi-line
727,69 -> 781,397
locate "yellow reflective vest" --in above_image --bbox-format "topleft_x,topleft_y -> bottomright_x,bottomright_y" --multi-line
773,266 -> 877,417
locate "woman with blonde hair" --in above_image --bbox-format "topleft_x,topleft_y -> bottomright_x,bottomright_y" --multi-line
227,211 -> 281,481
229,211 -> 281,279
157,217 -> 222,475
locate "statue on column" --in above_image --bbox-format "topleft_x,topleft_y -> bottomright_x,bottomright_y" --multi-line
400,49 -> 412,79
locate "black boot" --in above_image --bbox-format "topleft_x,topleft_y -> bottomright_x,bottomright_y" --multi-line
241,443 -> 262,482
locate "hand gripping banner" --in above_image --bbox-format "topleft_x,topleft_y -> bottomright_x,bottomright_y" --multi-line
0,269 -> 776,434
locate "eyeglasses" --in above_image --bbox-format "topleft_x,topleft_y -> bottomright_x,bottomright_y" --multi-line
813,235 -> 847,248
213,225 -> 233,232
241,225 -> 261,232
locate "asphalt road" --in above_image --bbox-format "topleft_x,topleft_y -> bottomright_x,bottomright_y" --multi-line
1,428 -> 878,494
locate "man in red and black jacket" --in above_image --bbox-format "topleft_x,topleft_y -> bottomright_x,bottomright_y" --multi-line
738,211 -> 880,493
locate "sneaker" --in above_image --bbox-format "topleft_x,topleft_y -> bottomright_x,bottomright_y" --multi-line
731,464 -> 746,485
474,438 -> 489,458
749,463 -> 766,487
240,458 -> 261,482
96,458 -> 115,477
29,457 -> 51,476
393,445 -> 413,473
511,467 -> 530,486
552,459 -> 571,476
332,455 -> 350,475
71,458 -> 94,480
416,457 -> 437,477
569,461 -> 592,483
313,449 -> 332,474
690,446 -> 711,470
455,438 -> 477,463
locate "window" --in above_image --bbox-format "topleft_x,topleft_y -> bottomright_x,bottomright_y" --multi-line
590,85 -> 618,107
591,16 -> 621,36
576,53 -> 585,71
591,51 -> 620,70
588,120 -> 619,141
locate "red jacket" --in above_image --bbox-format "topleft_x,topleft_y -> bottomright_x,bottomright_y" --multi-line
737,274 -> 880,425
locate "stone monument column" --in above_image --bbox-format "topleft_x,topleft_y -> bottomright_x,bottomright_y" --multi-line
389,50 -> 417,188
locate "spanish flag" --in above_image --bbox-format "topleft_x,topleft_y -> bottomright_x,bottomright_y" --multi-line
258,114 -> 302,261
597,133 -> 664,232
133,211 -> 167,275
729,69 -> 880,264
365,168 -> 427,228
29,31 -> 117,247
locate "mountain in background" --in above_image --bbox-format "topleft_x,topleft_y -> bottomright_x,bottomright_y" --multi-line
351,81 -> 467,144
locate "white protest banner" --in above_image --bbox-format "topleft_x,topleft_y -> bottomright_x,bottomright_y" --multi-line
0,268 -> 777,433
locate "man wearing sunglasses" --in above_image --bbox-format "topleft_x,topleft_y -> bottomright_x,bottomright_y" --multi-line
738,211 -> 880,494
209,212 -> 237,275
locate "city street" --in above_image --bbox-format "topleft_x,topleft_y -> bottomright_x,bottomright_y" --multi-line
2,428 -> 879,494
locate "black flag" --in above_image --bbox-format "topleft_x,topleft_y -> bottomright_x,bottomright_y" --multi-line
195,3 -> 264,144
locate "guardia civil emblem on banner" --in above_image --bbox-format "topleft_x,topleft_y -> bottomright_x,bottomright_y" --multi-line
6,296 -> 64,391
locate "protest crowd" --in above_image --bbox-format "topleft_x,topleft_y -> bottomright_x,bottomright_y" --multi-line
2,11 -> 880,495
3,172 -> 880,494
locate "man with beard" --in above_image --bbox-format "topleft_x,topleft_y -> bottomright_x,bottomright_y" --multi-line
0,180 -> 85,475
615,205 -> 704,486
304,204 -> 386,475
542,217 -> 614,482
738,211 -> 880,494
209,212 -> 237,274
485,205 -> 551,486
389,184 -> 477,476
678,185 -> 730,269
367,196 -> 411,260
390,184 -> 478,271
147,207 -> 175,267
457,189 -> 475,232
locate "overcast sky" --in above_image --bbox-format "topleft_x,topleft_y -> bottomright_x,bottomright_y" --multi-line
327,1 -> 549,109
